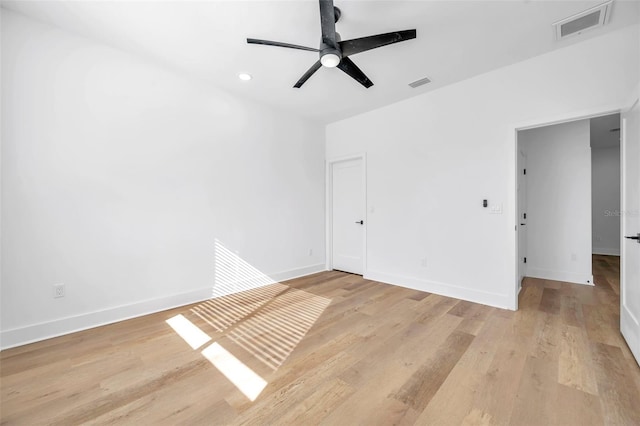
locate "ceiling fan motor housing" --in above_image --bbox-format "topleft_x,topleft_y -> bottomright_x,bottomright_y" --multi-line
320,36 -> 341,67
320,31 -> 341,67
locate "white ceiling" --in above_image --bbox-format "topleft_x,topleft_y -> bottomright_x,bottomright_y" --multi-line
3,1 -> 639,124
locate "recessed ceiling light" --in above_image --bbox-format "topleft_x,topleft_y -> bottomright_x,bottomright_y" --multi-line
238,73 -> 252,81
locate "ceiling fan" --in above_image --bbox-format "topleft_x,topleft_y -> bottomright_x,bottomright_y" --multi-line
247,0 -> 416,89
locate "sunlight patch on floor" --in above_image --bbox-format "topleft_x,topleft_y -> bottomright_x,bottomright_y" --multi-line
165,239 -> 332,402
166,314 -> 212,350
191,283 -> 288,332
229,289 -> 331,370
201,342 -> 267,401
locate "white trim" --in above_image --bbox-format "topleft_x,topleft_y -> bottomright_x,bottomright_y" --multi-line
592,248 -> 621,256
0,263 -> 326,350
509,102 -> 628,311
620,98 -> 640,342
621,109 -> 635,327
325,153 -> 367,275
513,128 -> 521,310
268,263 -> 326,283
525,267 -> 595,286
512,104 -> 622,132
365,270 -> 512,310
620,310 -> 640,364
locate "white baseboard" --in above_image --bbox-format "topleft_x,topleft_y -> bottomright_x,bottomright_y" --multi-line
268,264 -> 326,282
0,263 -> 326,351
593,247 -> 621,256
526,267 -> 594,286
621,304 -> 640,366
518,275 -> 524,294
365,270 -> 514,310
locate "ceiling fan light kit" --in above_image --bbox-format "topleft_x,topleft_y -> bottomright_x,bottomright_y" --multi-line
320,53 -> 340,68
247,0 -> 416,89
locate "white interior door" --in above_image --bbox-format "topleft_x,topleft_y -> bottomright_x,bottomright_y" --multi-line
518,148 -> 528,289
621,98 -> 640,365
331,158 -> 364,275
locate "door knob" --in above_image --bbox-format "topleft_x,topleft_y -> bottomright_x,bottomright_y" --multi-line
355,220 -> 364,225
625,233 -> 640,243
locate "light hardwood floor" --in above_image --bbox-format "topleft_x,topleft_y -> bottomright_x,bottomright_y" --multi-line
1,255 -> 639,425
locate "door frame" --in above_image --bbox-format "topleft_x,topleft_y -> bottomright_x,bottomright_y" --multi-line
326,153 -> 367,274
509,101 -> 632,310
516,147 -> 527,293
620,95 -> 640,363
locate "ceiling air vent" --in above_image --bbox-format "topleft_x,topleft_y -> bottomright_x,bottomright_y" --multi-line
553,1 -> 613,41
409,76 -> 431,88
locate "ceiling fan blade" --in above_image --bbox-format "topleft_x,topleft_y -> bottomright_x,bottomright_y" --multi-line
319,0 -> 337,47
294,60 -> 323,88
339,29 -> 417,57
247,38 -> 319,52
337,57 -> 373,88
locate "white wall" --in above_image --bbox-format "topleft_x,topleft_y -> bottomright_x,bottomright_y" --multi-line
1,10 -> 326,348
520,120 -> 592,284
592,146 -> 621,255
326,25 -> 639,309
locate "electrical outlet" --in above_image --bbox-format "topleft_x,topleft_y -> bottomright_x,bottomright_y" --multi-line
571,253 -> 577,261
308,248 -> 313,256
421,257 -> 428,268
53,283 -> 65,298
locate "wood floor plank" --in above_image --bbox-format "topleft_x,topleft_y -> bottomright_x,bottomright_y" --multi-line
339,312 -> 463,388
555,383 -> 604,426
460,330 -> 530,425
261,377 -> 354,426
557,324 -> 599,395
392,330 -> 474,412
323,314 -> 463,424
509,354 -> 560,425
415,313 -> 511,425
460,408 -> 495,425
2,256 -> 639,424
539,287 -> 562,315
560,293 -> 584,328
591,341 -> 640,425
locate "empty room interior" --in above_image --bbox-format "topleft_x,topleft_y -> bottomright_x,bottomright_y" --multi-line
1,0 -> 640,424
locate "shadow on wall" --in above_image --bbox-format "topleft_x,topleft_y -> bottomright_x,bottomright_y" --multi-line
165,239 -> 331,401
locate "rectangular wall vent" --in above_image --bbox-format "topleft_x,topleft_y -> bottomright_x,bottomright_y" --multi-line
553,1 -> 613,41
408,76 -> 431,88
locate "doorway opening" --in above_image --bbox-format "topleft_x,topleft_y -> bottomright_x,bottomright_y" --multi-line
515,112 -> 622,294
517,118 -> 595,289
591,113 -> 622,258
